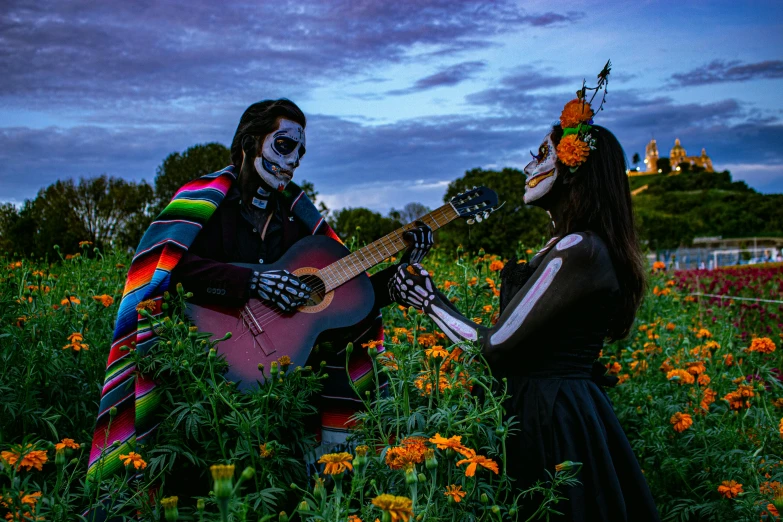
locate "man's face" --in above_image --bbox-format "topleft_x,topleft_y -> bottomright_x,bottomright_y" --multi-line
254,118 -> 306,192
523,132 -> 558,204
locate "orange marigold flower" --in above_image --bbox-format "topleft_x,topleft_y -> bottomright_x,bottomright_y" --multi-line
774,398 -> 783,409
318,452 -> 353,475
425,346 -> 449,359
698,374 -> 711,386
135,299 -> 156,313
1,445 -> 48,471
556,134 -> 590,167
55,438 -> 79,452
456,449 -> 499,477
428,434 -> 472,457
696,328 -> 712,339
371,494 -> 413,522
482,304 -> 493,313
767,504 -> 780,518
666,323 -> 676,331
63,332 -> 89,352
444,484 -> 467,503
606,362 -> 622,375
667,369 -> 695,385
119,452 -> 147,470
467,277 -> 477,286
378,352 -> 399,371
704,340 -> 720,351
686,361 -> 706,375
78,241 -> 93,247
748,337 -> 776,354
559,99 -> 594,128
443,280 -> 458,290
60,296 -> 80,306
717,480 -> 743,499
723,354 -> 734,366
489,260 -> 504,272
779,418 -> 783,439
652,261 -> 666,272
276,355 -> 291,367
259,443 -> 274,458
347,516 -> 362,522
670,412 -> 693,433
92,294 -> 114,307
362,339 -> 384,350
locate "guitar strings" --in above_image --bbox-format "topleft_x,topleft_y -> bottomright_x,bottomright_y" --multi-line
246,205 -> 457,327
246,206 -> 456,326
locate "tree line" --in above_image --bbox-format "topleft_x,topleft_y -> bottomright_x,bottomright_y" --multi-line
1,143 -> 781,260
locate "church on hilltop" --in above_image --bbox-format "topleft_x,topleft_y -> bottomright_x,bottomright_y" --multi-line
630,138 -> 714,176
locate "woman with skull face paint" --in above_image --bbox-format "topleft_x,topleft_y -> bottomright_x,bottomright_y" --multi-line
390,85 -> 660,519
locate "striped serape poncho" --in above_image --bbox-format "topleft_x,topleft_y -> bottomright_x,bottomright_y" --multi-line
87,165 -> 384,482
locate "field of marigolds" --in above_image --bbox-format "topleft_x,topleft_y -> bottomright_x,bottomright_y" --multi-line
1,242 -> 783,521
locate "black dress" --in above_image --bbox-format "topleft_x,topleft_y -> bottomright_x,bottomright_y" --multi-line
493,247 -> 660,521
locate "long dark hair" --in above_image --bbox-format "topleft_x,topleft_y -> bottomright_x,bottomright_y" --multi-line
550,124 -> 646,340
230,99 -> 307,167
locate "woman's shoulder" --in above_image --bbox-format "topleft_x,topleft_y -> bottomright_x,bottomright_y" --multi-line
550,231 -> 609,261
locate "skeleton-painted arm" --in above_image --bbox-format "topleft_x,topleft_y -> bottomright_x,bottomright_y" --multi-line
389,233 -> 617,363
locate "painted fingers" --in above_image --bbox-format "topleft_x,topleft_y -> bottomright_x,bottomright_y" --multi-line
250,269 -> 312,313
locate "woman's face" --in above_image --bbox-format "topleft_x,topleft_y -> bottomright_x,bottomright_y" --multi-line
523,132 -> 558,204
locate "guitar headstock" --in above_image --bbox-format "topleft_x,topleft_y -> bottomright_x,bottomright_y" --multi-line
449,186 -> 499,224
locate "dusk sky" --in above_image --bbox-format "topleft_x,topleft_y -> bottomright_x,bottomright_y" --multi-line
2,0 -> 781,213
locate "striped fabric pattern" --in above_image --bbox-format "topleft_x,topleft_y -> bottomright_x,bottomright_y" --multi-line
88,166 -> 383,482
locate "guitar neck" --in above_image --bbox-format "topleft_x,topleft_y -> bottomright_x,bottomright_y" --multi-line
320,202 -> 459,292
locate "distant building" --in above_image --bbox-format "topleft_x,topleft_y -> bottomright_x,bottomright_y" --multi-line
629,138 -> 714,176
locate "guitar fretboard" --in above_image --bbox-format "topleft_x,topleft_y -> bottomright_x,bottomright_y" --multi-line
319,202 -> 459,292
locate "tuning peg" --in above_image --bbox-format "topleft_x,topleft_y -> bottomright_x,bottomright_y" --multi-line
475,215 -> 483,223
467,218 -> 475,225
483,211 -> 490,219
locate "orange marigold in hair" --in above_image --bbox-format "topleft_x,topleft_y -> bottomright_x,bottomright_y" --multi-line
748,337 -> 776,354
556,134 -> 590,167
559,99 -> 594,128
717,480 -> 743,499
670,412 -> 693,433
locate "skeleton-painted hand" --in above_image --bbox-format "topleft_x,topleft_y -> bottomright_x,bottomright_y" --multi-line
389,263 -> 479,343
388,263 -> 437,311
249,269 -> 311,313
401,221 -> 434,265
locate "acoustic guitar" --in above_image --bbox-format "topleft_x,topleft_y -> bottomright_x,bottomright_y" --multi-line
188,186 -> 498,391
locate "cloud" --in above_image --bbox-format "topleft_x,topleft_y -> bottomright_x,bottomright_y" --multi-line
386,61 -> 487,95
0,0 -> 582,111
670,60 -> 783,86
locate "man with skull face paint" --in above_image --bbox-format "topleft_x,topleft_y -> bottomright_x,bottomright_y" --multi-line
390,80 -> 660,519
163,100 -> 434,493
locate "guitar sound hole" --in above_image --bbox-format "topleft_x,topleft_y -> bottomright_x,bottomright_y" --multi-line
300,274 -> 326,306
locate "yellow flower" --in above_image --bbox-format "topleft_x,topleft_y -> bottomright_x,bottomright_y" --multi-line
119,452 -> 147,470
371,494 -> 414,522
666,369 -> 695,385
455,449 -> 499,477
428,433 -> 472,457
1,445 -> 48,471
355,445 -> 369,457
318,452 -> 353,475
444,484 -> 466,503
277,355 -> 292,367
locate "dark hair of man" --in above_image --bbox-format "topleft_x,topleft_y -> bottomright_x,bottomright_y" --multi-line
230,99 -> 307,167
550,124 -> 646,341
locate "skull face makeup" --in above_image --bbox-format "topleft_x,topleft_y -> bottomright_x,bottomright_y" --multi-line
254,118 -> 306,192
523,133 -> 558,204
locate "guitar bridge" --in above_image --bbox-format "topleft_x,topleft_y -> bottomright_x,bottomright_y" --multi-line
241,305 -> 264,335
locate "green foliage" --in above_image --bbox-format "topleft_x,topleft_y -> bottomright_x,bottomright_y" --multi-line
153,143 -> 231,214
330,207 -> 403,245
437,168 -> 551,258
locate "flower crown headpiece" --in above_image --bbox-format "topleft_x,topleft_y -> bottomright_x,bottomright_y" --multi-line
554,60 -> 611,172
